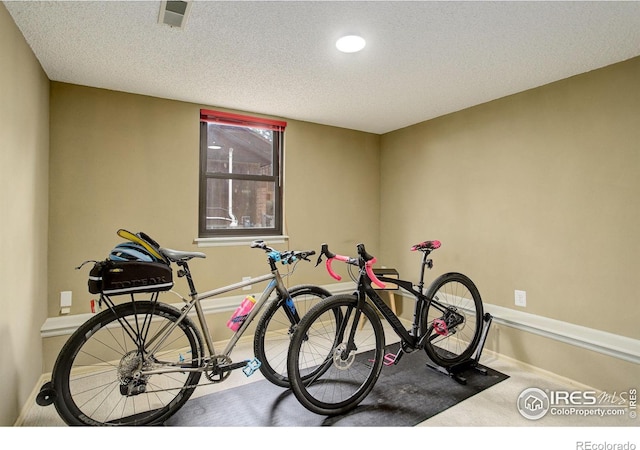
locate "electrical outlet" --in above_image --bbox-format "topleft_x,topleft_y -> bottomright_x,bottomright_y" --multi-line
515,290 -> 526,307
242,276 -> 252,291
60,291 -> 72,315
60,291 -> 72,307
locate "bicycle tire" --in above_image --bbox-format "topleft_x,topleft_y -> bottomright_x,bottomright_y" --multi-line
52,300 -> 204,426
422,272 -> 483,367
287,294 -> 385,416
253,284 -> 332,387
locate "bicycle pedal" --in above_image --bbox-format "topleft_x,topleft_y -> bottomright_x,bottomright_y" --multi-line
242,357 -> 262,377
383,353 -> 397,366
369,350 -> 403,366
433,318 -> 448,336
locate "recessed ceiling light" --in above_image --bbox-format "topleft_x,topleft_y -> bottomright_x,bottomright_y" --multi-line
336,35 -> 366,53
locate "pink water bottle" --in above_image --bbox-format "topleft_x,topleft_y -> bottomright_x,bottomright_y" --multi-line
227,295 -> 256,331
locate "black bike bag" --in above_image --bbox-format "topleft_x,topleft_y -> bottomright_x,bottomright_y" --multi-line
88,260 -> 173,295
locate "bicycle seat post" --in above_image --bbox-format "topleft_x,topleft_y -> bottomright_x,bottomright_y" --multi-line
417,250 -> 431,295
177,260 -> 198,298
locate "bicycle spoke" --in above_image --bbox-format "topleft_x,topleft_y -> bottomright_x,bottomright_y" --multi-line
288,295 -> 385,415
423,274 -> 483,367
53,302 -> 202,425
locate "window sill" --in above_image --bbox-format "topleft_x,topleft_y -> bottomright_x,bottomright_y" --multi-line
194,235 -> 289,248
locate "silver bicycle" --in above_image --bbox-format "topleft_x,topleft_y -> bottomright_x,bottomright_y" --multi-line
36,229 -> 331,426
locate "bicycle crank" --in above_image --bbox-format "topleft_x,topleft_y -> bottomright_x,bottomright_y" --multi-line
205,355 -> 232,382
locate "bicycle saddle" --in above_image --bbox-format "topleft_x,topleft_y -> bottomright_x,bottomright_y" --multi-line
160,247 -> 207,262
410,240 -> 441,251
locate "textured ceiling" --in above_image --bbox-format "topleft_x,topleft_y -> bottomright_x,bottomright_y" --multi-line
6,1 -> 640,134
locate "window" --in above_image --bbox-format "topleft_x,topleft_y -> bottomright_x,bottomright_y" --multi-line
199,109 -> 286,238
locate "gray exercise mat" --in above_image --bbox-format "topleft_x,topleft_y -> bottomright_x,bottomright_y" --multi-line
164,344 -> 508,427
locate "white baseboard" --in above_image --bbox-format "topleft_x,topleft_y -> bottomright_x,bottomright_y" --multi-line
389,291 -> 638,365
40,284 -> 639,365
483,303 -> 639,364
40,281 -> 357,338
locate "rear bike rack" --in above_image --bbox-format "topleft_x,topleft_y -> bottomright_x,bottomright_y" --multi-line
425,312 -> 493,385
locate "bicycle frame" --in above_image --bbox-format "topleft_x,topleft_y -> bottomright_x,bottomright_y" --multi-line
193,270 -> 291,360
115,255 -> 298,378
360,277 -> 421,348
350,249 -> 450,353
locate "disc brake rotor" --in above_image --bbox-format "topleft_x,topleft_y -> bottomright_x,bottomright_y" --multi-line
333,343 -> 355,370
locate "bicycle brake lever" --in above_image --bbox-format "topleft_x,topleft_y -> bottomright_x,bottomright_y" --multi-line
315,244 -> 326,266
299,253 -> 311,262
316,243 -> 335,267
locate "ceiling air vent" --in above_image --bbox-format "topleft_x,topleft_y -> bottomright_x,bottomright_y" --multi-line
159,1 -> 192,29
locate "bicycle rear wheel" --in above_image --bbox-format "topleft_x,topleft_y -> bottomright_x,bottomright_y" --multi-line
254,284 -> 332,387
287,294 -> 385,416
52,300 -> 204,426
422,272 -> 483,367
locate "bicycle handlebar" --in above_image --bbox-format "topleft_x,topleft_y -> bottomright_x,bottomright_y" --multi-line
251,240 -> 315,265
316,243 -> 386,289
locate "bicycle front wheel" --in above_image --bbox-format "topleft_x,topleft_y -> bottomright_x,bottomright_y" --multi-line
52,300 -> 204,426
422,272 -> 483,367
254,284 -> 332,387
287,294 -> 385,416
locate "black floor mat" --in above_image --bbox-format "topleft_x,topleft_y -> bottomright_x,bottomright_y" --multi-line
164,345 -> 509,427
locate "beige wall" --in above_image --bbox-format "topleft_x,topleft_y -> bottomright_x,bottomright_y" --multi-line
48,82 -> 380,325
0,3 -> 50,426
3,0 -> 639,423
380,57 -> 640,391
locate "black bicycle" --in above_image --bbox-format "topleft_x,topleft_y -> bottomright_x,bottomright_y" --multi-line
37,229 -> 332,425
286,240 -> 484,416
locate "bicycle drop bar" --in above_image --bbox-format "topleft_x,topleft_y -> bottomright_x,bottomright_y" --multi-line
317,242 -> 386,289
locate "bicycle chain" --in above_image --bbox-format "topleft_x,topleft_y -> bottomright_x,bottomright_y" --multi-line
124,355 -> 237,395
130,377 -> 229,395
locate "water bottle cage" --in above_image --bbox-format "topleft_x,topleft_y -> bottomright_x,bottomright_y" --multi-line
230,314 -> 249,324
